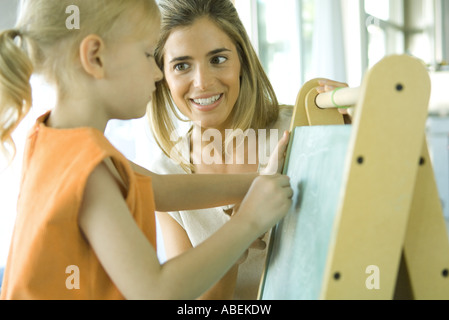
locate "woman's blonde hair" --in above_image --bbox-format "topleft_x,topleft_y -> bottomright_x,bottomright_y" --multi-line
0,0 -> 159,161
149,0 -> 279,171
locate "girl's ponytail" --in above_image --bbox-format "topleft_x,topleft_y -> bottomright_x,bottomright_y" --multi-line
0,29 -> 33,161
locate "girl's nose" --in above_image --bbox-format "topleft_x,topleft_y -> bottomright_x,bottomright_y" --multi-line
153,60 -> 164,82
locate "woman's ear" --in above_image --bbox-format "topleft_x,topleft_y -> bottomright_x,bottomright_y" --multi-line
79,34 -> 105,79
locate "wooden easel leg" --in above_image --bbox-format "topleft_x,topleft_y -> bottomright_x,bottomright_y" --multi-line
401,140 -> 449,299
393,251 -> 414,300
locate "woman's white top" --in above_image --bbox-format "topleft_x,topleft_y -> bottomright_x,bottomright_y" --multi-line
151,107 -> 292,299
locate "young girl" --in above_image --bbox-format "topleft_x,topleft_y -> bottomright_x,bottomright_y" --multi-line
149,0 -> 347,299
0,0 -> 292,299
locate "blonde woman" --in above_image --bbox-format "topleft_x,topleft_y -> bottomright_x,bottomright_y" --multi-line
149,0 -> 347,299
0,0 -> 292,300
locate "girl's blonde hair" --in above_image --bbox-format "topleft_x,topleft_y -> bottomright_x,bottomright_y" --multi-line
0,0 -> 159,161
149,0 -> 279,171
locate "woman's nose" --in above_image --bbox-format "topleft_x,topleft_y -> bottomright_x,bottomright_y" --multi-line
193,65 -> 214,90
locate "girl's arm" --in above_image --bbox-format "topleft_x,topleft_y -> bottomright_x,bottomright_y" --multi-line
131,131 -> 290,212
79,161 -> 292,300
132,162 -> 258,212
156,211 -> 238,300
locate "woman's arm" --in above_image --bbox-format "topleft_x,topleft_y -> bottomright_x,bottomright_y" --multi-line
157,211 -> 238,300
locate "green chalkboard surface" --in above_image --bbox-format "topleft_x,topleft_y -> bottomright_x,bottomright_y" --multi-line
260,125 -> 352,300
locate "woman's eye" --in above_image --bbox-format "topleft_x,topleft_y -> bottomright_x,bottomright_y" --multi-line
211,56 -> 227,64
174,63 -> 190,71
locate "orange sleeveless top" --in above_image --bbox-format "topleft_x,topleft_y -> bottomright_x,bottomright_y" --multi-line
0,112 -> 157,300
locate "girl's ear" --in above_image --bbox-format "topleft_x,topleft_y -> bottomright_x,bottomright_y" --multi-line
79,34 -> 105,79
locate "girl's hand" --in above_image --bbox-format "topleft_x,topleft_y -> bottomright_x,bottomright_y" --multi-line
236,174 -> 293,234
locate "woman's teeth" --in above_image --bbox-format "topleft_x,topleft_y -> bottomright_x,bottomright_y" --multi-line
193,94 -> 221,106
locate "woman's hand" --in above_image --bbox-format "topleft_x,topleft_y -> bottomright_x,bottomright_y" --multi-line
261,130 -> 290,175
316,79 -> 350,115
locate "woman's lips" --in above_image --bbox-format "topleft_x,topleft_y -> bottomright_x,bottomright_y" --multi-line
190,94 -> 223,112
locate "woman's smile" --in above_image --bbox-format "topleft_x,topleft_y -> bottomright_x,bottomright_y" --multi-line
190,93 -> 224,111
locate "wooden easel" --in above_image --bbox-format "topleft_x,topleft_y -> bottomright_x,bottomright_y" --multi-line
259,54 -> 449,299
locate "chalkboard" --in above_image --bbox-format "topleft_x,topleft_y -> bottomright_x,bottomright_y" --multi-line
259,125 -> 352,300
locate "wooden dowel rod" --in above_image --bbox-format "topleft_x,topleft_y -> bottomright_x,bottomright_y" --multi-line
315,87 -> 361,109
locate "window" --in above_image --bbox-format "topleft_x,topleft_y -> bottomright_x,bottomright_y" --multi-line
236,0 -> 449,94
256,0 -> 305,105
237,0 -> 351,104
365,0 -> 405,68
236,0 -> 358,104
364,0 -> 445,69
